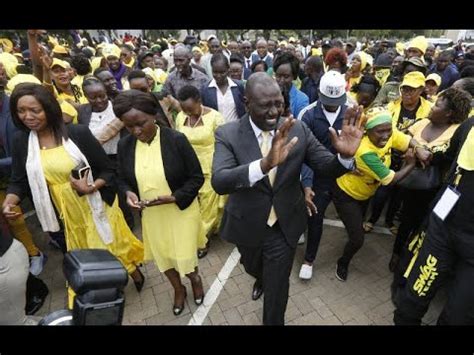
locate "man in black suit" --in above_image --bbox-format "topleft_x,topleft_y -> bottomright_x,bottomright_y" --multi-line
211,72 -> 366,325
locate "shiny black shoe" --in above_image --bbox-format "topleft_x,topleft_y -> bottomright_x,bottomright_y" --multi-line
251,280 -> 263,301
191,275 -> 205,305
133,267 -> 145,293
197,248 -> 208,259
173,286 -> 187,316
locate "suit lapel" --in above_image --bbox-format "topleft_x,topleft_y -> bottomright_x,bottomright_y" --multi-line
239,115 -> 271,191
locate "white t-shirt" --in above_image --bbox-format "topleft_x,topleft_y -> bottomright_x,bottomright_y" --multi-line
322,106 -> 341,127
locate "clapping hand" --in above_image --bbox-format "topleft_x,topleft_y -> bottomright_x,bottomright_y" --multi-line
260,117 -> 299,174
329,105 -> 367,159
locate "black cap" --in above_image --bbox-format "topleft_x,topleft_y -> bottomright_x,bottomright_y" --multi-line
375,53 -> 393,68
322,40 -> 332,48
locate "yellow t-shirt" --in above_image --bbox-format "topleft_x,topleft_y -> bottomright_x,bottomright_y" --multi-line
337,129 -> 411,200
54,85 -> 88,105
59,100 -> 78,124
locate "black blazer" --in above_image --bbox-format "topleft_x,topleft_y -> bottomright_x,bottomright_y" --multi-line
7,125 -> 117,206
117,126 -> 204,210
212,114 -> 349,248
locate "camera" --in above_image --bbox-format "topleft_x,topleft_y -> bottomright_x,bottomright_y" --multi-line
39,249 -> 128,326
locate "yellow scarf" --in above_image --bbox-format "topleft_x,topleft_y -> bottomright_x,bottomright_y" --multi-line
375,68 -> 391,87
457,127 -> 474,171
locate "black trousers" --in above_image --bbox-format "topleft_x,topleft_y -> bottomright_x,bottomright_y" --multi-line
393,212 -> 474,325
304,186 -> 333,263
367,184 -> 402,227
393,188 -> 438,255
236,222 -> 296,325
332,184 -> 369,266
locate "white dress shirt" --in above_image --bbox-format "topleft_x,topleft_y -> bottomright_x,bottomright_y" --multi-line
247,117 -> 355,186
209,78 -> 239,123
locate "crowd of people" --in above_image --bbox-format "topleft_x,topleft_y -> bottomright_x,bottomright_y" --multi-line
0,30 -> 473,325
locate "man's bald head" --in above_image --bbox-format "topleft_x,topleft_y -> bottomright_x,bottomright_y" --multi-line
174,45 -> 191,58
245,72 -> 280,99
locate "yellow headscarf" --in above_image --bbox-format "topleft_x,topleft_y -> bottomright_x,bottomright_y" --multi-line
0,52 -> 19,79
192,46 -> 203,55
5,74 -> 41,94
101,44 -> 121,60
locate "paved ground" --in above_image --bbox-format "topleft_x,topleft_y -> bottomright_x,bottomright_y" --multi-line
28,203 -> 444,326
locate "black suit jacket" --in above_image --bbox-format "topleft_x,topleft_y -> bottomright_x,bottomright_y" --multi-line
7,124 -> 117,206
211,114 -> 349,248
116,126 -> 204,210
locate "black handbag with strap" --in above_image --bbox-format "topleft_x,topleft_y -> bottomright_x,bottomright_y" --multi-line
397,165 -> 441,190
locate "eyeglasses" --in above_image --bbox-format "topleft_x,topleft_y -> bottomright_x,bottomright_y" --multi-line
400,86 -> 418,94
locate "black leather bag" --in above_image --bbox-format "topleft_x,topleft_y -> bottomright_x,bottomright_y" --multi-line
397,165 -> 441,190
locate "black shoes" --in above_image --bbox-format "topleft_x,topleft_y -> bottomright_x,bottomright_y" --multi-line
173,286 -> 187,316
251,280 -> 263,301
191,275 -> 205,306
335,259 -> 348,282
133,267 -> 145,293
197,248 -> 208,259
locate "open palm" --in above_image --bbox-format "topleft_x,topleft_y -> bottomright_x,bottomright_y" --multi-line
329,105 -> 367,158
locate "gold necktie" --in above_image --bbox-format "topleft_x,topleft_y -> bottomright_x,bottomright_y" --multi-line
261,131 -> 277,226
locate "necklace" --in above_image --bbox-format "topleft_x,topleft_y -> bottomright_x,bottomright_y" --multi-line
187,106 -> 204,128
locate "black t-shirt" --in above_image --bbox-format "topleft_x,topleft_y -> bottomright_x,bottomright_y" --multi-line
0,213 -> 13,257
397,100 -> 421,132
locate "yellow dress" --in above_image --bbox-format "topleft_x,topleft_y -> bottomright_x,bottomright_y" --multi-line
40,145 -> 144,273
176,109 -> 227,237
135,129 -> 207,277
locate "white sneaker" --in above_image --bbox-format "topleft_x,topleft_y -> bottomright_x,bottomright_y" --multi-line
299,264 -> 313,280
30,251 -> 47,276
297,234 -> 305,245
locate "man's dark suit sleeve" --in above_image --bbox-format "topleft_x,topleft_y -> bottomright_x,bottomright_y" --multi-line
302,122 -> 349,179
211,126 -> 252,195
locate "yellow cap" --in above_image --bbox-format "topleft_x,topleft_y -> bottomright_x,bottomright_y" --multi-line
48,35 -> 59,47
401,71 -> 425,89
50,58 -> 70,70
279,40 -> 288,47
396,42 -> 405,56
169,38 -> 178,45
408,36 -> 428,55
124,41 -> 135,50
101,44 -> 121,60
0,52 -> 19,79
289,37 -> 296,43
13,52 -> 23,59
53,45 -> 68,55
425,73 -> 441,87
0,38 -> 14,53
192,46 -> 203,55
5,74 -> 41,94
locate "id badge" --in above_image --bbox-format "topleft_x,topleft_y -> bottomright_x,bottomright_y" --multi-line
433,186 -> 460,221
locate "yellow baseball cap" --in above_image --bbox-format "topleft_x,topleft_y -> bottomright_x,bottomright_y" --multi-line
50,58 -> 70,69
101,44 -> 121,60
401,71 -> 425,89
425,73 -> 441,87
408,36 -> 428,55
52,45 -> 68,55
5,73 -> 41,94
0,38 -> 14,53
289,37 -> 296,43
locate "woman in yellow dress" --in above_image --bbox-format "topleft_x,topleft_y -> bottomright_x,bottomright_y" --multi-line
175,85 -> 226,258
2,84 -> 145,304
114,90 -> 206,316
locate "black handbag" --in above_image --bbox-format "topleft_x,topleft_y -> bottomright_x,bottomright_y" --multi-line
397,165 -> 441,190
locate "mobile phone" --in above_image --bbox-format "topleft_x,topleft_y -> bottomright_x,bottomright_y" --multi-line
71,166 -> 90,180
